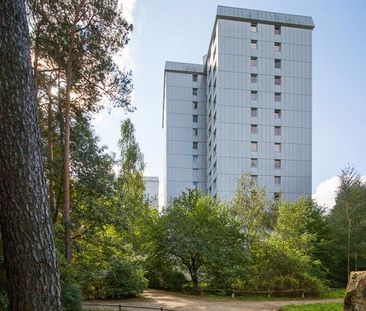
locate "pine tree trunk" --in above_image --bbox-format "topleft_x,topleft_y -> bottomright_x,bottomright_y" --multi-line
62,0 -> 85,262
63,29 -> 75,262
0,0 -> 62,309
47,90 -> 57,221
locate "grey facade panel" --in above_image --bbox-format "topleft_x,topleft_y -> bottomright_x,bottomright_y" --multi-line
162,6 -> 313,206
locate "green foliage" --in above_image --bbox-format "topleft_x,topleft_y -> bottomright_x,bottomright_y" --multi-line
57,253 -> 81,311
324,165 -> 366,286
0,290 -> 8,311
320,288 -> 345,299
145,256 -> 187,291
160,190 -> 246,289
67,117 -> 151,300
279,304 -> 342,311
245,197 -> 325,295
230,173 -> 273,247
29,0 -> 134,111
105,260 -> 148,298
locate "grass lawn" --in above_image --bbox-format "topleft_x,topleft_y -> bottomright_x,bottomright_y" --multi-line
320,288 -> 345,299
279,303 -> 342,311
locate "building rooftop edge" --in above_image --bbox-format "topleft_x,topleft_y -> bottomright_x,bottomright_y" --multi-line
143,176 -> 159,182
216,6 -> 315,29
165,61 -> 205,74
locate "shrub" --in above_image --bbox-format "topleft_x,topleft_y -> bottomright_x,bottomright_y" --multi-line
76,265 -> 107,299
300,272 -> 324,297
105,260 -> 148,298
161,270 -> 187,291
60,259 -> 82,311
0,290 -> 8,311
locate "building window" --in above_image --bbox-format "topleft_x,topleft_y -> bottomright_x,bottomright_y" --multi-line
275,59 -> 281,69
274,143 -> 281,153
274,192 -> 281,200
193,115 -> 198,122
193,181 -> 198,189
251,141 -> 258,152
275,126 -> 281,136
275,25 -> 281,35
251,107 -> 258,118
251,40 -> 257,50
251,175 -> 258,184
193,142 -> 198,150
251,23 -> 257,32
193,128 -> 198,136
274,109 -> 281,119
274,159 -> 281,169
251,90 -> 258,101
193,155 -> 198,164
274,42 -> 281,52
274,176 -> 281,185
274,92 -> 281,102
192,74 -> 198,82
251,73 -> 257,84
193,101 -> 198,109
274,76 -> 281,86
192,88 -> 198,95
251,56 -> 258,67
251,124 -> 258,135
251,158 -> 257,168
193,168 -> 198,178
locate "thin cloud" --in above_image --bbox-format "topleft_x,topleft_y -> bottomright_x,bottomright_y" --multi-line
312,176 -> 340,211
313,175 -> 366,211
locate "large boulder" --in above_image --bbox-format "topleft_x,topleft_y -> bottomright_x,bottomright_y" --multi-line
344,271 -> 366,311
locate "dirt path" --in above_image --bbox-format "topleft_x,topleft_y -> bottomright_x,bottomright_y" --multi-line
83,289 -> 343,311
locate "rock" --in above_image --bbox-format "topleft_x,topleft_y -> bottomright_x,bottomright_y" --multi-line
344,271 -> 366,311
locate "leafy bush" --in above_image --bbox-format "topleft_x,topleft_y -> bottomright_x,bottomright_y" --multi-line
300,272 -> 324,297
146,261 -> 187,291
0,290 -> 8,311
76,265 -> 107,299
105,260 -> 147,298
60,259 -> 81,311
161,270 -> 187,291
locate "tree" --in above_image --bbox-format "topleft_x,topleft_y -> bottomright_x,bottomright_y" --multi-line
0,0 -> 61,309
230,173 -> 272,249
28,0 -> 134,261
116,119 -> 146,242
160,190 -> 245,289
326,165 -> 366,285
247,198 -> 325,294
336,166 -> 364,277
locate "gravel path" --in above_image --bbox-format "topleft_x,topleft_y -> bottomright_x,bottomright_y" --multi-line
83,289 -> 343,311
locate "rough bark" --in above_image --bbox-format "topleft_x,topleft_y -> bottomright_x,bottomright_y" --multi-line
0,0 -> 62,309
344,271 -> 366,311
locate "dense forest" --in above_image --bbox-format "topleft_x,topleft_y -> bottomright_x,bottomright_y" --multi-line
1,1 -> 366,310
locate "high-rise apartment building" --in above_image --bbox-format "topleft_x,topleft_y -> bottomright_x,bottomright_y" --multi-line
143,176 -> 159,202
162,6 -> 314,206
